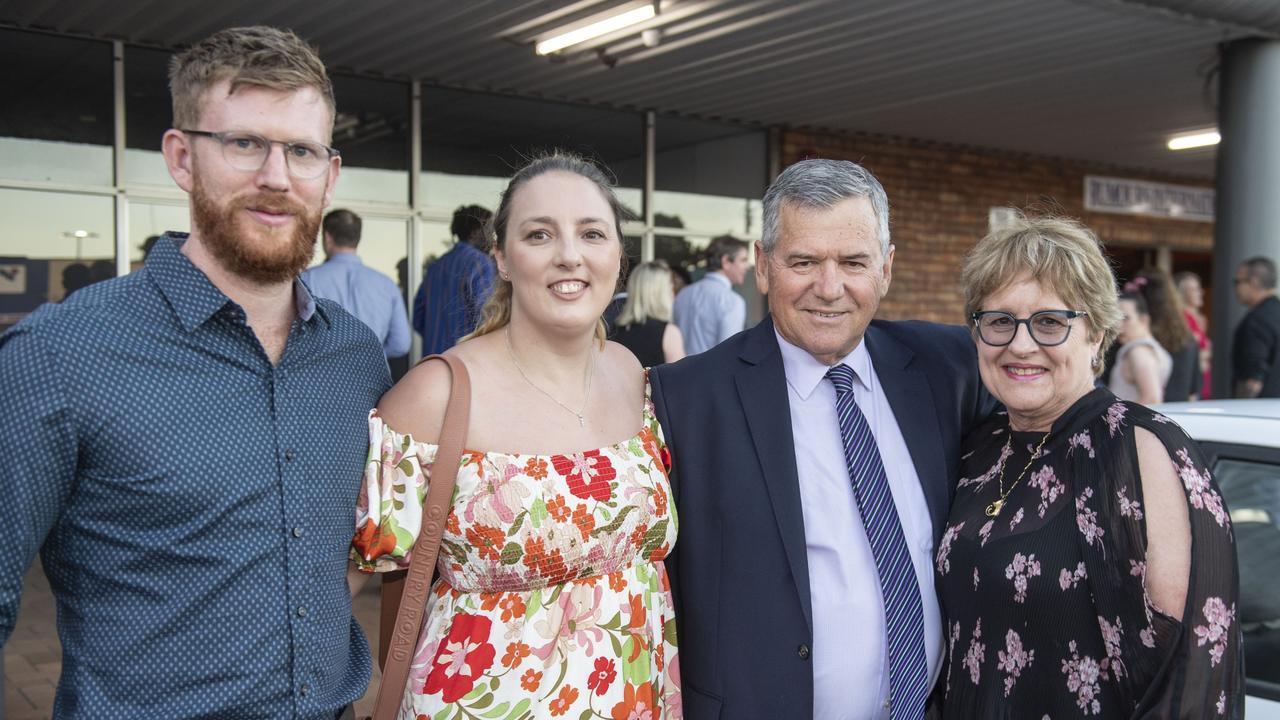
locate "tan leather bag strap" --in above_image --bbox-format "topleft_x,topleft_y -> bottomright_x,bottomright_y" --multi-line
372,353 -> 470,720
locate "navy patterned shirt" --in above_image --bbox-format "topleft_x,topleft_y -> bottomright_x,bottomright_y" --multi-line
0,234 -> 391,719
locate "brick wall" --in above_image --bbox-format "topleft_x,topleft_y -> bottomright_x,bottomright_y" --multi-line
782,130 -> 1214,324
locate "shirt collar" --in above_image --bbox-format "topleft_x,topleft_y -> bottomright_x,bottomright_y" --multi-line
296,279 -> 322,324
774,327 -> 872,400
147,232 -> 323,333
326,252 -> 362,265
706,272 -> 731,288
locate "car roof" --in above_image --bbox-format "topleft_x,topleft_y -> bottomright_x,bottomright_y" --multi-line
1154,399 -> 1280,447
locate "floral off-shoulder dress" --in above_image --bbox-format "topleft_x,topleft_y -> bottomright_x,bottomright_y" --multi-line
935,388 -> 1243,718
351,378 -> 680,720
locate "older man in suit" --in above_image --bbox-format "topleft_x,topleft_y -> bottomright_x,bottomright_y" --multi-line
650,159 -> 994,719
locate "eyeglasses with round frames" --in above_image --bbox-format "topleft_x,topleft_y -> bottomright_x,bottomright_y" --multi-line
970,309 -> 1088,347
181,130 -> 339,179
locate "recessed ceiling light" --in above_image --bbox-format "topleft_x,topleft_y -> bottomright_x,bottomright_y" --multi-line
1167,130 -> 1220,151
535,4 -> 657,56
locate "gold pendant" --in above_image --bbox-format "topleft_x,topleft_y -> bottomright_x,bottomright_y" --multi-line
985,499 -> 1003,517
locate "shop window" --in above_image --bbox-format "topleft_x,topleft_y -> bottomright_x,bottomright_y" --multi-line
0,188 -> 114,330
1,29 -> 113,186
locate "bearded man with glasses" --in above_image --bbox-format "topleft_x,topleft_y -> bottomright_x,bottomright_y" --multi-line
0,26 -> 388,719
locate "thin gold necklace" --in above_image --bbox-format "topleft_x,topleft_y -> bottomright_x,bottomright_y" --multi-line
505,326 -> 595,428
986,431 -> 1051,517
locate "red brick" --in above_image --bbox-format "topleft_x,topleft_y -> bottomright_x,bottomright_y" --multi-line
782,129 -> 1212,324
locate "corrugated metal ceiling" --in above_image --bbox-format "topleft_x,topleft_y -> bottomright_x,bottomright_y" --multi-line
3,0 -> 1269,178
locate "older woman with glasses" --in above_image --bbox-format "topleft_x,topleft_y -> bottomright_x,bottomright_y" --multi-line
934,215 -> 1242,718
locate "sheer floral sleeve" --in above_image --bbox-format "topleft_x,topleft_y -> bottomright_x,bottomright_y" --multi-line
1079,400 -> 1244,718
349,410 -> 439,573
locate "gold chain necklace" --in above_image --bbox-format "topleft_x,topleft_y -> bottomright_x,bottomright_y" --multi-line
985,431 -> 1051,517
505,326 -> 595,428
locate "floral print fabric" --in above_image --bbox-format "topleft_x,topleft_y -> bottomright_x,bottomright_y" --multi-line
352,380 -> 680,719
936,388 -> 1243,718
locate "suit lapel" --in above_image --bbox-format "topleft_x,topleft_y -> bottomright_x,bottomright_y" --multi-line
866,325 -> 950,538
735,319 -> 813,633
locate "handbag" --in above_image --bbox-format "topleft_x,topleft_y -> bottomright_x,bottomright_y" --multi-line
371,353 -> 471,720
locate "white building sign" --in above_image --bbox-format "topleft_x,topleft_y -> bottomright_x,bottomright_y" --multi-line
1084,175 -> 1214,222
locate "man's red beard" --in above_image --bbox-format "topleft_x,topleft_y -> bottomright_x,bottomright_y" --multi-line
191,172 -> 320,285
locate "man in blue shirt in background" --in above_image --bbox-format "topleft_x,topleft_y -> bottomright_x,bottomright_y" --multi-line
672,234 -> 750,354
0,26 -> 389,719
303,209 -> 411,359
413,204 -> 495,355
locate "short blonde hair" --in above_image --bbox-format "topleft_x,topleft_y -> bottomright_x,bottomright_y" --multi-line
962,214 -> 1122,375
618,261 -> 674,327
169,26 -> 335,132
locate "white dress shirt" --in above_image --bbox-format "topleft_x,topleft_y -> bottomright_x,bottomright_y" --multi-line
776,330 -> 942,720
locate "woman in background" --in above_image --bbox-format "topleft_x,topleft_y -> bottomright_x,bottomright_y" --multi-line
1111,291 -> 1172,404
1131,268 -> 1200,402
612,260 -> 686,367
1175,270 -> 1211,397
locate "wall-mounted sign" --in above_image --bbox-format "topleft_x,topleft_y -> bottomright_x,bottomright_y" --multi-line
1084,175 -> 1214,222
0,264 -> 27,294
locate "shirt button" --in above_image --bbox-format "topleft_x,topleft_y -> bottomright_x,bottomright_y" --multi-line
883,698 -> 891,710
296,605 -> 307,618
300,683 -> 311,696
292,527 -> 303,538
284,450 -> 296,461
797,644 -> 810,660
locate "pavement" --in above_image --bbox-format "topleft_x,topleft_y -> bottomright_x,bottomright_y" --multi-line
3,560 -> 384,719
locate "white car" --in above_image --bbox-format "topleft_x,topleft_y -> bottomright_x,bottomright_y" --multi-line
1156,399 -> 1280,717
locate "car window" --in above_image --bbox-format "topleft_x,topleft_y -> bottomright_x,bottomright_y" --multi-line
1210,453 -> 1280,697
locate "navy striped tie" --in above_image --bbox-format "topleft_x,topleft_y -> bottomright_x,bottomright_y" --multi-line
826,363 -> 928,719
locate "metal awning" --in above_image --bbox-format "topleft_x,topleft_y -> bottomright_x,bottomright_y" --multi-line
5,0 -> 1280,178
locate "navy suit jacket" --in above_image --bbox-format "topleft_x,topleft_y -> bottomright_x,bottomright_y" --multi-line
649,316 -> 994,719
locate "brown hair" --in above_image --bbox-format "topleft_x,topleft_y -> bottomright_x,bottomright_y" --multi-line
323,209 -> 361,247
705,234 -> 748,270
169,26 -> 335,132
1128,267 -> 1191,354
962,213 -> 1122,376
463,152 -> 631,346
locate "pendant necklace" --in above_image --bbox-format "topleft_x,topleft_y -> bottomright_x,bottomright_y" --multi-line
986,430 -> 1051,517
505,326 -> 595,428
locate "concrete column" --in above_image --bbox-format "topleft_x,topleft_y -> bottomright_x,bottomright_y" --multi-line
1212,38 -> 1280,398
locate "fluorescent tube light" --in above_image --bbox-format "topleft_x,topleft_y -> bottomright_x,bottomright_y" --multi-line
1167,130 -> 1220,151
535,5 -> 656,55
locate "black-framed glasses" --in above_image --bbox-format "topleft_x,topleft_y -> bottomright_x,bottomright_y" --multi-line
970,309 -> 1088,347
181,130 -> 339,179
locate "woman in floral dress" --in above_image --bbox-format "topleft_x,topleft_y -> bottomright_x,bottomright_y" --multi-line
351,153 -> 680,719
935,214 -> 1242,717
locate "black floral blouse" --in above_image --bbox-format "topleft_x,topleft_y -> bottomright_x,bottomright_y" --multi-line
935,388 -> 1244,718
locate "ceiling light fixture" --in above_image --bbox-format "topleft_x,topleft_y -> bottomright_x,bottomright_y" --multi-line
535,4 -> 656,56
1167,129 -> 1220,151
